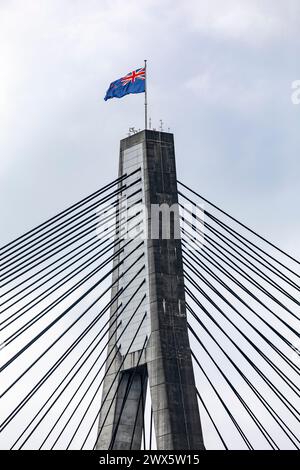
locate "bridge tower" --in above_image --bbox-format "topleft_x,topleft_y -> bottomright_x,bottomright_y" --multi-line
96,130 -> 204,450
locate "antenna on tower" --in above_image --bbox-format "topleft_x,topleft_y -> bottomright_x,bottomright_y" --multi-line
159,119 -> 164,132
128,127 -> 139,136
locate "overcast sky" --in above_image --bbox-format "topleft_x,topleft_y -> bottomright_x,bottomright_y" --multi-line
1,0 -> 300,256
1,0 -> 300,450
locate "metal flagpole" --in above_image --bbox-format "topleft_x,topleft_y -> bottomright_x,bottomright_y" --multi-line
144,59 -> 147,130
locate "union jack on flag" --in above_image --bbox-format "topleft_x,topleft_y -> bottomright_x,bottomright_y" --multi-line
104,67 -> 146,101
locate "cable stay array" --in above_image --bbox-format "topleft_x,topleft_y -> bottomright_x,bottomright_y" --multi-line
0,170 -> 153,449
0,173 -> 299,450
177,181 -> 300,450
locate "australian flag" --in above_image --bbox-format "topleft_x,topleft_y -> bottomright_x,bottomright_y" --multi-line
104,67 -> 145,101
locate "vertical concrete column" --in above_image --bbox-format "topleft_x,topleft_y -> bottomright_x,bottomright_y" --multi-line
143,130 -> 204,450
97,130 -> 204,450
109,367 -> 148,450
96,133 -> 149,450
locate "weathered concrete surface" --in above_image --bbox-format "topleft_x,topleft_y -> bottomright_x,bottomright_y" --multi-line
96,130 -> 204,450
108,366 -> 147,450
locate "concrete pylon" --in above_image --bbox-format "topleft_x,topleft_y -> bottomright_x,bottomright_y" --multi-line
96,130 -> 204,450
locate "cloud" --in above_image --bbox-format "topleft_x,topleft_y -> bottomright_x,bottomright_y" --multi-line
174,0 -> 299,44
0,0 -> 299,245
185,70 -> 277,113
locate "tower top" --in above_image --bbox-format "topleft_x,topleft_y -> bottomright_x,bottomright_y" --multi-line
121,128 -> 174,146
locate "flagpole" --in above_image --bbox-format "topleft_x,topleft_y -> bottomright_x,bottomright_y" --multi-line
144,59 -> 148,130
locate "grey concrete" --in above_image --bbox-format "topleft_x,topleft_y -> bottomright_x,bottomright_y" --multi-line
96,130 -> 204,450
109,366 -> 148,450
96,135 -> 148,450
